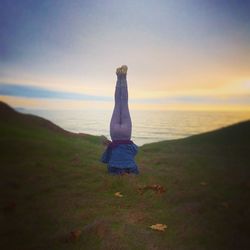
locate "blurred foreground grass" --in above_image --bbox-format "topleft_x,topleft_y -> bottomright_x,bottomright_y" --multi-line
1,101 -> 250,249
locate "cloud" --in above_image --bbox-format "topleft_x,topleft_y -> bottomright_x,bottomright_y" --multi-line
1,82 -> 250,108
133,94 -> 250,105
0,83 -> 112,101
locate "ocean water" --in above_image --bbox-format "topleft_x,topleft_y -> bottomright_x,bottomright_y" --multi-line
18,109 -> 250,146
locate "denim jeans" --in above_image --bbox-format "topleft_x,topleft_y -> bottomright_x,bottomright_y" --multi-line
110,75 -> 132,140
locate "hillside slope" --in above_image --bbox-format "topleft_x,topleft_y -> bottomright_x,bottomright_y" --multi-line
1,101 -> 250,250
0,101 -> 90,137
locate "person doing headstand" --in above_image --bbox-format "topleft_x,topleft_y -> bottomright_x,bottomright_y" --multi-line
100,65 -> 139,175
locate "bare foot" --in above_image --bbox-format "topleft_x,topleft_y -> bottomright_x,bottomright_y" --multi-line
116,65 -> 128,76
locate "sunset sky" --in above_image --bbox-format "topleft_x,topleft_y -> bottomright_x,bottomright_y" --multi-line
0,0 -> 250,110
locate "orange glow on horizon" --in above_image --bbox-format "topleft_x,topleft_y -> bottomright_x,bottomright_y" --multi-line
1,95 -> 250,112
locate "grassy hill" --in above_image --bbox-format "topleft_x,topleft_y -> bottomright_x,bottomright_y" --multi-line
1,101 -> 250,250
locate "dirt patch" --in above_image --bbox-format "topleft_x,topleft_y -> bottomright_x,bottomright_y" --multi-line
175,201 -> 202,215
83,218 -> 111,239
125,210 -> 147,224
138,184 -> 166,195
71,154 -> 81,166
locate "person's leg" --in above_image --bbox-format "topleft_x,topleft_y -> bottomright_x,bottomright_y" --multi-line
110,65 -> 132,141
120,76 -> 132,140
110,77 -> 121,140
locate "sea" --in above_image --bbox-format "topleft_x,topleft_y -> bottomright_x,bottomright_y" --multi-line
18,109 -> 250,146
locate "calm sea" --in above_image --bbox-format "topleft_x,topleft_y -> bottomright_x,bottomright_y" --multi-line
18,109 -> 250,146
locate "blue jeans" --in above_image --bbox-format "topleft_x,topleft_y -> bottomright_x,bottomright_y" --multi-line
110,75 -> 132,140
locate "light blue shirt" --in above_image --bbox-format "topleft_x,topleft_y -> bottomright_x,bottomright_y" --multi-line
101,143 -> 138,169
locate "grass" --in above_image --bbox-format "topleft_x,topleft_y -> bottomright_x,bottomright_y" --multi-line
1,101 -> 250,249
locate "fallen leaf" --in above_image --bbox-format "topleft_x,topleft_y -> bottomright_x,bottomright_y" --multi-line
150,224 -> 167,231
115,192 -> 123,197
3,201 -> 16,213
200,182 -> 207,186
138,184 -> 166,195
69,229 -> 82,241
220,202 -> 229,208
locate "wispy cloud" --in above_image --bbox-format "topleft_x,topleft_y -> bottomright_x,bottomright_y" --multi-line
1,83 -> 250,107
0,83 -> 112,101
138,95 -> 250,105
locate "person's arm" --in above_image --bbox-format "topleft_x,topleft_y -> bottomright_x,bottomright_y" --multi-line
100,146 -> 112,163
131,143 -> 138,155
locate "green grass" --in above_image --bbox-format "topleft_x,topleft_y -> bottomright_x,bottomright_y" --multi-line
1,101 -> 250,249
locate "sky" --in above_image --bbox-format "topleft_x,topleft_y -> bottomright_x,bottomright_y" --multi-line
0,0 -> 250,110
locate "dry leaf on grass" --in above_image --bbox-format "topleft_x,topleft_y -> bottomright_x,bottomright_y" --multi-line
149,224 -> 167,231
220,202 -> 229,208
114,192 -> 123,197
138,184 -> 166,195
200,181 -> 208,186
3,201 -> 16,213
69,229 -> 82,241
